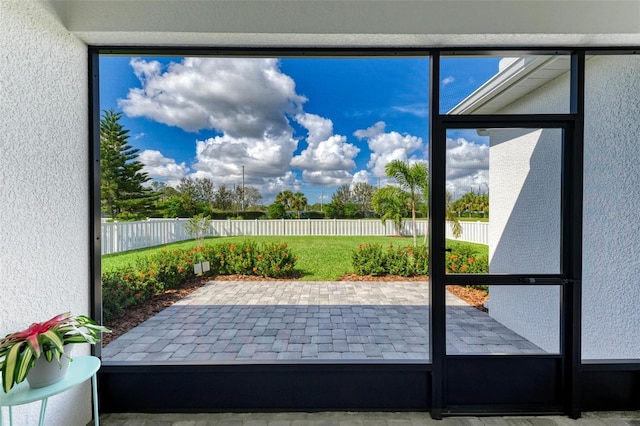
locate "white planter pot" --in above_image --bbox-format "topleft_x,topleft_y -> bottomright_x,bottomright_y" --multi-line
26,346 -> 72,389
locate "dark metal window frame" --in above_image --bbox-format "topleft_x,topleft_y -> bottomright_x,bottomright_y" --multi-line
88,47 -> 639,418
429,50 -> 584,418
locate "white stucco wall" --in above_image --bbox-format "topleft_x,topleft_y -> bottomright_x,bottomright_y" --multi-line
0,2 -> 92,425
581,55 -> 640,359
487,128 -> 562,353
487,57 -> 640,359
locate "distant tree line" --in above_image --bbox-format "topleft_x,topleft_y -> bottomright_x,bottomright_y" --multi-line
100,109 -> 487,239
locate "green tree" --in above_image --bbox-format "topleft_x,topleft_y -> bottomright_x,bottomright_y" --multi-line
372,186 -> 409,236
158,195 -> 188,218
194,178 -> 216,209
477,192 -> 489,218
100,109 -> 155,219
213,184 -> 234,210
268,202 -> 287,219
275,190 -> 295,211
446,192 -> 463,238
242,186 -> 262,209
324,186 -> 358,219
231,185 -> 262,215
291,192 -> 308,219
182,213 -> 211,246
333,184 -> 352,204
385,159 -> 428,246
352,182 -> 376,216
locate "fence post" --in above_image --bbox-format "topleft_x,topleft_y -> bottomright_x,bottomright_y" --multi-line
113,220 -> 119,253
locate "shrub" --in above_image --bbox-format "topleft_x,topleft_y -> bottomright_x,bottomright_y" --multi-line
412,245 -> 430,275
102,263 -> 161,321
352,243 -> 429,277
445,243 -> 488,274
254,242 -> 298,278
102,241 -> 299,322
350,241 -> 488,278
352,243 -> 387,276
385,245 -> 416,277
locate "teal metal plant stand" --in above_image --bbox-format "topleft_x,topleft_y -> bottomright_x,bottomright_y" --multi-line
0,356 -> 100,426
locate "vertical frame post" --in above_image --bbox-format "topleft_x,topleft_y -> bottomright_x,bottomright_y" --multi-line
89,48 -> 104,358
429,51 -> 446,419
564,50 -> 585,419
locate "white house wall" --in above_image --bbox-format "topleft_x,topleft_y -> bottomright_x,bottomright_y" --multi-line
487,57 -> 640,359
0,2 -> 91,425
487,128 -> 562,353
582,55 -> 640,359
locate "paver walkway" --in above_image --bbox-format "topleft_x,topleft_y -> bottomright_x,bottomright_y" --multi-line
102,281 -> 542,362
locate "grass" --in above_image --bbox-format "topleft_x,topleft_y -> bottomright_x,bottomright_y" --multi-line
458,217 -> 489,222
102,236 -> 488,281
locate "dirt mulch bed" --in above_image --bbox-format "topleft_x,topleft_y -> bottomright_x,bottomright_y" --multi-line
339,274 -> 429,282
446,285 -> 489,313
102,274 -> 488,345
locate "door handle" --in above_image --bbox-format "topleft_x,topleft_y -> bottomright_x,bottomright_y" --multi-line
442,247 -> 452,253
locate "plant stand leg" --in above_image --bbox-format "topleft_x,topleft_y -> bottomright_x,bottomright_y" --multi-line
92,374 -> 99,426
38,398 -> 48,426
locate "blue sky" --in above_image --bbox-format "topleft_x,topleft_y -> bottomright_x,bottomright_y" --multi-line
100,55 -> 497,204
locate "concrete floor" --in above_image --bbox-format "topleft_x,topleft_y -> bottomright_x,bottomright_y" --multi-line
97,411 -> 640,426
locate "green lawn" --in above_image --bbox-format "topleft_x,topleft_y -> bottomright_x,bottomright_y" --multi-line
458,217 -> 489,222
102,236 -> 488,280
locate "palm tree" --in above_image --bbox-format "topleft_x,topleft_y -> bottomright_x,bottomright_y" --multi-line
372,186 -> 409,236
446,192 -> 463,238
275,190 -> 294,211
291,192 -> 308,219
385,159 -> 428,246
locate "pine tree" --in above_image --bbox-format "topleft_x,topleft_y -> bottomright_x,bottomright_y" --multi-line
100,109 -> 155,219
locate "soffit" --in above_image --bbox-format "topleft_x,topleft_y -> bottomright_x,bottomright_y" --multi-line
49,0 -> 640,47
448,55 -> 573,114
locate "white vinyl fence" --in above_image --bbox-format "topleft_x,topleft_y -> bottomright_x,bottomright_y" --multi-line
446,220 -> 489,246
101,218 -> 488,255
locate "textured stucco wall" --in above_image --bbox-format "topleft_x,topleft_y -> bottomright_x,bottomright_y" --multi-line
488,57 -> 640,359
582,55 -> 640,359
487,128 -> 562,353
0,1 -> 91,425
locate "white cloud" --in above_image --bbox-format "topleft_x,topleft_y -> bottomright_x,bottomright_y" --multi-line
291,113 -> 360,183
301,170 -> 354,186
353,121 -> 386,140
120,57 -> 307,138
446,137 -> 489,197
392,103 -> 429,117
190,133 -> 298,185
351,170 -> 372,185
138,149 -> 189,186
261,171 -> 303,202
354,121 -> 423,179
442,76 -> 455,86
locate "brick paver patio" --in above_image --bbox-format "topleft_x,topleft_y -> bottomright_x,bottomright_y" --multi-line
102,280 -> 543,362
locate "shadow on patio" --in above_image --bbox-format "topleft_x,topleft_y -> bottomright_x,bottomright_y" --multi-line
102,281 -> 543,362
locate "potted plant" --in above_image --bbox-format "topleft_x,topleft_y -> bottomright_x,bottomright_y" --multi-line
0,312 -> 110,393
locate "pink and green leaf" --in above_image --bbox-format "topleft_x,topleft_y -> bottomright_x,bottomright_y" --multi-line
2,341 -> 25,393
15,348 -> 35,384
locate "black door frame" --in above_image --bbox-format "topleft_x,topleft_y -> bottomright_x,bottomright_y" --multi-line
428,51 -> 584,418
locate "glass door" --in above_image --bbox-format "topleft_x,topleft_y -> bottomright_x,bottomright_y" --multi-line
430,124 -> 580,416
